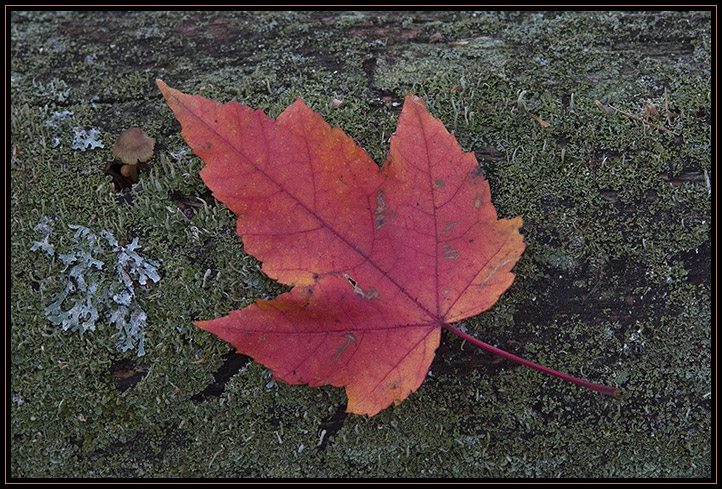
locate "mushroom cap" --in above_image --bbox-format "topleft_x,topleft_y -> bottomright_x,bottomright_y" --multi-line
113,127 -> 155,165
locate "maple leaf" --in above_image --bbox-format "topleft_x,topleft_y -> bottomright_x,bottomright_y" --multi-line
157,80 -> 619,416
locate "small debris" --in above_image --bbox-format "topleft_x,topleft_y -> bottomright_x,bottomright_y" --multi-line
606,103 -> 681,136
644,99 -> 659,122
429,32 -> 444,43
528,112 -> 551,128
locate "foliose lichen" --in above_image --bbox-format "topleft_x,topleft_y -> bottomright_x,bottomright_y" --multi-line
71,126 -> 104,151
31,218 -> 161,355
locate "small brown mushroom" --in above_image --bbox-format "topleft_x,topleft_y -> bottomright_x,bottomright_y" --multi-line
112,128 -> 154,184
113,127 -> 155,165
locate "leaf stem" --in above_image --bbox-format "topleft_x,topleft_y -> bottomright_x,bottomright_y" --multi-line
442,323 -> 620,398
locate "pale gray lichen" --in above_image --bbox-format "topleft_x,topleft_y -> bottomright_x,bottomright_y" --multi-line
32,219 -> 161,355
71,126 -> 104,150
29,216 -> 56,256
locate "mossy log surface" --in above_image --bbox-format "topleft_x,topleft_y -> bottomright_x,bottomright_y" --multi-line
10,10 -> 711,478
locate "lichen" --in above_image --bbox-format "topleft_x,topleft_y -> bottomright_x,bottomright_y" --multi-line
31,219 -> 160,355
71,127 -> 104,151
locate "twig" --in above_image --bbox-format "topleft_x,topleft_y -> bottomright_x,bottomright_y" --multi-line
208,446 -> 224,470
190,337 -> 218,364
663,87 -> 681,125
605,103 -> 681,136
527,112 -> 551,128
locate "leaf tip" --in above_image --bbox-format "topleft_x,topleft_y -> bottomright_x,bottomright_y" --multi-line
404,93 -> 426,108
156,79 -> 172,100
156,79 -> 184,105
193,319 -> 215,334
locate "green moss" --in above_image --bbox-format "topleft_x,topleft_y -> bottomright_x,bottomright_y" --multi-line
11,10 -> 710,478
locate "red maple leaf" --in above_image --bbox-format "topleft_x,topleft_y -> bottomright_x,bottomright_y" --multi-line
157,80 -> 618,416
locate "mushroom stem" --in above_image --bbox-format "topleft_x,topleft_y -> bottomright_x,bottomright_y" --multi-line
120,164 -> 139,182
